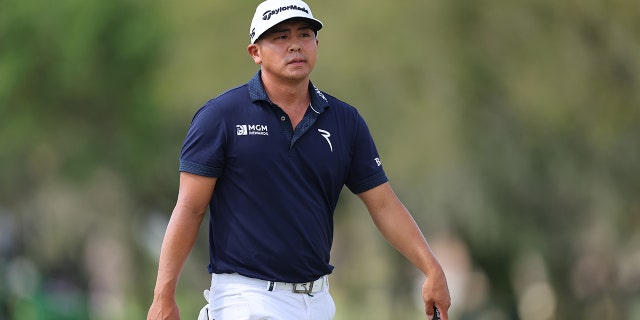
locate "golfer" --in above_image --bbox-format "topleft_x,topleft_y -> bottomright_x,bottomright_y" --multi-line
147,0 -> 451,319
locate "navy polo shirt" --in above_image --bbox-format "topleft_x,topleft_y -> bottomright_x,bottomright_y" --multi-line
179,71 -> 388,283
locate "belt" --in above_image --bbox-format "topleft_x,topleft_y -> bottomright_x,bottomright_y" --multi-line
212,273 -> 327,294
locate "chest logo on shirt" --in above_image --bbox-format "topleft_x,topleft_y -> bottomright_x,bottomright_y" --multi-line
318,129 -> 332,152
236,124 -> 269,136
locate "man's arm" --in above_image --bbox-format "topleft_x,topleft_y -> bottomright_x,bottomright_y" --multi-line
147,172 -> 217,320
357,182 -> 451,320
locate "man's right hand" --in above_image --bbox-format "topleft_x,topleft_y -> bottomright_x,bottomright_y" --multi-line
147,298 -> 180,320
147,173 -> 216,320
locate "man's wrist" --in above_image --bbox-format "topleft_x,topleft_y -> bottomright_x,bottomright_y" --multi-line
420,253 -> 443,278
153,283 -> 177,300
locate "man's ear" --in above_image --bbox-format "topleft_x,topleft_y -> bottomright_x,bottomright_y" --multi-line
247,44 -> 261,64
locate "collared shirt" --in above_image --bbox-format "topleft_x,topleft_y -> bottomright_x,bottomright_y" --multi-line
179,71 -> 388,282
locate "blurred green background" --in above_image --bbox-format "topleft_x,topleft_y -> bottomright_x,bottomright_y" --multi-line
1,0 -> 639,319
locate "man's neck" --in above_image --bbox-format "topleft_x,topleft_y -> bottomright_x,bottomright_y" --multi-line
260,72 -> 311,111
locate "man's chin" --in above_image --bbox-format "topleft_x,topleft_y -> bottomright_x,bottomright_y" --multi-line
283,70 -> 312,82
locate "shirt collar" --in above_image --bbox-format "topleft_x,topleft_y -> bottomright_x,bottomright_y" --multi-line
248,71 -> 330,113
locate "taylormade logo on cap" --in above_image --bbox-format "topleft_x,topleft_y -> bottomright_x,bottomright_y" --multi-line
262,5 -> 309,21
249,0 -> 323,44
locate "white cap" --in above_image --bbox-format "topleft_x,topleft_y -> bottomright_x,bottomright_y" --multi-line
249,0 -> 323,44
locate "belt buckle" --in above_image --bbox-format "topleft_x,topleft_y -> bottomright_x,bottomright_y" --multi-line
292,281 -> 314,294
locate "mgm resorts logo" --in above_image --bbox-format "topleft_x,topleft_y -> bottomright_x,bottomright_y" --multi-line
236,124 -> 269,136
262,5 -> 309,20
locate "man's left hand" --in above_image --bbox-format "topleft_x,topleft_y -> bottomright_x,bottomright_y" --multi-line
422,268 -> 451,320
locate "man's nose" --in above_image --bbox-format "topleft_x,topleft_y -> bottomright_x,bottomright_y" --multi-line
289,42 -> 302,52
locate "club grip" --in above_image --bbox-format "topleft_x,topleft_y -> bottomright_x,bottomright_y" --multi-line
432,307 -> 441,320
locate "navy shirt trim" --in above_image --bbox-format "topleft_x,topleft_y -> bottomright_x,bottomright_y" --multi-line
178,160 -> 222,177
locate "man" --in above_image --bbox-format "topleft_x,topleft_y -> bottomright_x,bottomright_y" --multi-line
147,0 -> 451,319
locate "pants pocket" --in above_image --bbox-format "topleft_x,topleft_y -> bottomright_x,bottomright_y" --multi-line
209,285 -> 251,319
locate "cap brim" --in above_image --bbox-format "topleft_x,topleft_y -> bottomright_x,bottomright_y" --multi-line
254,17 -> 323,43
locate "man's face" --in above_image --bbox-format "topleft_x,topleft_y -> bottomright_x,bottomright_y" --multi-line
248,20 -> 319,82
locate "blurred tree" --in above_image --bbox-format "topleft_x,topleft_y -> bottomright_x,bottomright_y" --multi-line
0,0 -> 176,204
0,0 -> 173,318
441,0 -> 640,318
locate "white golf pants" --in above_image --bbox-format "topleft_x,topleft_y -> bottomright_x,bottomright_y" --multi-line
198,273 -> 336,320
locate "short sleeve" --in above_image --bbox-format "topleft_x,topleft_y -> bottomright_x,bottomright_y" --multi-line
345,112 -> 388,194
179,102 -> 227,177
